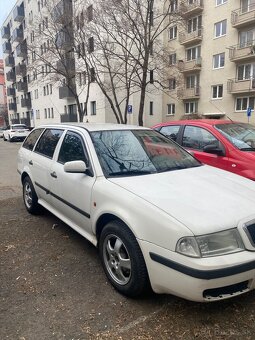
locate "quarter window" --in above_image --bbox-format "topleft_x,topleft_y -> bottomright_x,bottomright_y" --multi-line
58,132 -> 88,164
182,126 -> 218,150
159,125 -> 180,141
35,129 -> 63,158
22,128 -> 44,151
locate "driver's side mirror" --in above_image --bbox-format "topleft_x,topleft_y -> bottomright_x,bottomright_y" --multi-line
203,143 -> 225,156
64,160 -> 87,173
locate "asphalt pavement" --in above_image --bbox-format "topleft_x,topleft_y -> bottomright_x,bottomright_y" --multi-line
1,138 -> 255,340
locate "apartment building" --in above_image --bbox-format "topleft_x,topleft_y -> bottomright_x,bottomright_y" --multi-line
0,59 -> 7,126
1,0 -> 255,127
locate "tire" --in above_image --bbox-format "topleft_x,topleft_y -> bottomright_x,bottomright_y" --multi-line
3,135 -> 6,141
22,176 -> 41,214
99,220 -> 149,297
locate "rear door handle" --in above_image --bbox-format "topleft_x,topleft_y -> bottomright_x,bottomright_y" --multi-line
29,160 -> 33,165
50,171 -> 57,178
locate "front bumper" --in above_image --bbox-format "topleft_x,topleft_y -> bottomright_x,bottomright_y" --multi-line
140,240 -> 255,302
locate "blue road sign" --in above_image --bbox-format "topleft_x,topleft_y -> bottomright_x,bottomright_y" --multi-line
247,107 -> 252,117
127,105 -> 132,114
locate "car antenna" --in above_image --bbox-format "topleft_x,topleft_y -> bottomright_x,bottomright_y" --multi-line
227,116 -> 233,122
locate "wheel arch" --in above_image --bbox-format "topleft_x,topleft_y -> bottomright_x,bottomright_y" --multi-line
96,213 -> 129,242
21,171 -> 30,184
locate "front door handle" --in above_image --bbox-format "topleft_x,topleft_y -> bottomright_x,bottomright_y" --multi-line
50,171 -> 57,178
29,160 -> 33,165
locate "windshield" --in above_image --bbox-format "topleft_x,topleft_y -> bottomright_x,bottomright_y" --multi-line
90,129 -> 201,177
215,123 -> 255,151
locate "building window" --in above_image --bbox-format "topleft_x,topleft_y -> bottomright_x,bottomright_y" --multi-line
87,5 -> 93,21
91,101 -> 96,115
214,19 -> 227,38
187,15 -> 202,34
186,75 -> 199,89
149,70 -> 154,84
167,103 -> 175,115
48,108 -> 51,118
185,101 -> 198,114
149,101 -> 153,115
169,78 -> 176,90
44,108 -> 47,118
170,0 -> 178,12
236,97 -> 254,111
169,53 -> 176,65
216,0 -> 227,6
213,53 -> 225,69
51,108 -> 54,118
212,85 -> 223,99
169,26 -> 177,40
90,67 -> 95,82
88,37 -> 94,53
186,46 -> 201,61
237,64 -> 252,80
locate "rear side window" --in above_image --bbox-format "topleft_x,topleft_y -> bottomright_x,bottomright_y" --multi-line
58,131 -> 88,164
35,129 -> 63,158
23,128 -> 44,151
159,125 -> 180,141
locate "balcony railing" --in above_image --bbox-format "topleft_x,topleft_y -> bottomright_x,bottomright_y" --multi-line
177,86 -> 200,99
2,41 -> 11,54
12,27 -> 24,43
16,41 -> 27,58
15,63 -> 27,76
59,85 -> 75,99
1,26 -> 10,39
179,0 -> 203,17
5,55 -> 15,67
178,57 -> 202,72
9,102 -> 17,111
227,78 -> 255,94
21,98 -> 32,108
52,0 -> 73,23
13,5 -> 25,22
179,28 -> 203,45
7,87 -> 16,96
229,41 -> 255,62
6,70 -> 16,82
60,113 -> 78,122
55,30 -> 73,49
17,80 -> 28,92
231,4 -> 255,28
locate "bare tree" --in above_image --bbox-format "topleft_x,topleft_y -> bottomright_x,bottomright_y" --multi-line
0,103 -> 8,126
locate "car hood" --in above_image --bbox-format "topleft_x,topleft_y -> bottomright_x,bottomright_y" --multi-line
108,165 -> 255,235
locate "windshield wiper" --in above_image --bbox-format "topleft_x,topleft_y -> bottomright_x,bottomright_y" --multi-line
108,170 -> 155,177
240,147 -> 255,151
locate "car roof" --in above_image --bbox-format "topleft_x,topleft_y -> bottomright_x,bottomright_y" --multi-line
153,119 -> 238,128
35,123 -> 150,132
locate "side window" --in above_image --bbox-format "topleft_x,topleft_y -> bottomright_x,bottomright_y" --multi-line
159,125 -> 180,141
34,129 -> 63,158
182,126 -> 218,150
22,128 -> 44,151
58,131 -> 88,164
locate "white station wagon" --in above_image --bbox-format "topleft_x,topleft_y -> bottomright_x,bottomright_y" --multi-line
17,123 -> 255,302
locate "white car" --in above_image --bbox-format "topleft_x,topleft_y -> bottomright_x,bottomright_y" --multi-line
0,126 -> 7,138
3,124 -> 30,142
17,123 -> 255,302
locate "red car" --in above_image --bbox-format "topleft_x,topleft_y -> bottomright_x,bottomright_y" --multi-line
153,119 -> 255,181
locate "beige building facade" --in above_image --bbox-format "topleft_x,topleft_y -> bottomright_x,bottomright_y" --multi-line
1,0 -> 255,127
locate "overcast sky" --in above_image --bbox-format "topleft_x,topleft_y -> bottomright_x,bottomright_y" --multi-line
0,0 -> 18,58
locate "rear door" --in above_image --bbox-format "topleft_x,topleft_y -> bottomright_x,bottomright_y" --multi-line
181,125 -> 230,170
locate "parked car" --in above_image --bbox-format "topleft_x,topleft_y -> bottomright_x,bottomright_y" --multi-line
18,123 -> 255,302
153,119 -> 255,181
0,126 -> 7,138
3,124 -> 30,142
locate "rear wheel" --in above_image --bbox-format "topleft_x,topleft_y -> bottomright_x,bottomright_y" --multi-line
23,176 -> 41,214
99,220 -> 149,297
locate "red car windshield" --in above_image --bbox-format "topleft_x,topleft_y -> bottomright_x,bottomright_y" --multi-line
215,123 -> 255,151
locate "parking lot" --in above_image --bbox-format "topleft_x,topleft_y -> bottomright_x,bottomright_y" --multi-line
1,138 -> 255,340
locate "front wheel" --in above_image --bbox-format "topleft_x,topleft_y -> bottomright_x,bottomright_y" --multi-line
23,176 -> 41,214
99,220 -> 149,297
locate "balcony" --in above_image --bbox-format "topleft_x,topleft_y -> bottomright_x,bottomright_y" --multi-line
17,80 -> 28,92
16,63 -> 27,76
16,41 -> 27,58
231,5 -> 255,28
179,0 -> 203,18
2,41 -> 11,54
6,70 -> 16,82
7,87 -> 16,96
55,30 -> 73,50
227,78 -> 255,94
5,55 -> 15,67
229,42 -> 255,62
60,113 -> 78,122
177,86 -> 200,99
52,0 -> 73,23
59,85 -> 75,99
13,5 -> 25,22
21,97 -> 32,109
178,57 -> 202,73
9,102 -> 17,111
179,28 -> 203,46
1,26 -> 10,39
12,27 -> 24,43
57,58 -> 75,75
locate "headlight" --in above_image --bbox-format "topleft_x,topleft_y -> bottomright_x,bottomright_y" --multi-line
176,229 -> 244,258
